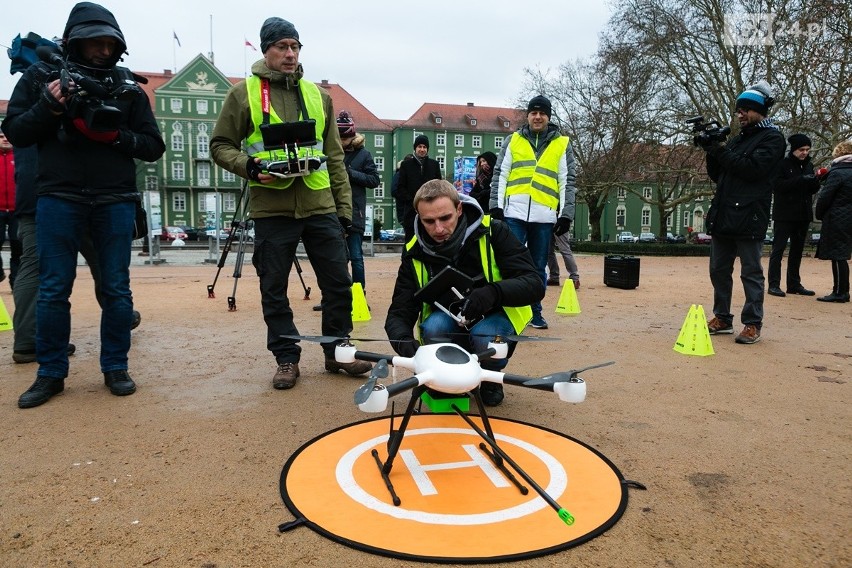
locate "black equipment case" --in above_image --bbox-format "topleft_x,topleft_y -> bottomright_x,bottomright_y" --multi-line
604,255 -> 640,289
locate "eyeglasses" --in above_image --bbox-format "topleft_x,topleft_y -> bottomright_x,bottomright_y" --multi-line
271,41 -> 301,53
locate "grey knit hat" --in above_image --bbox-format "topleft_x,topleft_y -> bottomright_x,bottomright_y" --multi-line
260,18 -> 299,53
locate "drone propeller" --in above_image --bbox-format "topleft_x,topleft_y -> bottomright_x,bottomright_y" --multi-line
354,359 -> 389,405
523,360 -> 615,387
430,332 -> 560,343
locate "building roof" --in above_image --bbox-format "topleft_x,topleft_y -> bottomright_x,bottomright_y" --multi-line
317,80 -> 394,132
400,102 -> 526,133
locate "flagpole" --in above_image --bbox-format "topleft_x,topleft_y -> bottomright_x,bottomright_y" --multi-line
173,35 -> 176,73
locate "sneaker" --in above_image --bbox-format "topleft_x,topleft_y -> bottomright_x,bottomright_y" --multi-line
786,286 -> 815,296
735,325 -> 761,344
137,251 -> 149,256
546,278 -> 560,287
707,317 -> 733,335
13,343 -> 76,364
479,382 -> 504,407
273,362 -> 300,390
571,277 -> 581,290
767,286 -> 786,297
103,370 -> 137,396
131,311 -> 142,330
324,357 -> 372,376
18,376 -> 65,408
530,315 -> 548,329
312,303 -> 323,312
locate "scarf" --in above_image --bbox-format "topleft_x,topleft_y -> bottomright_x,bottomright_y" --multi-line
419,213 -> 470,265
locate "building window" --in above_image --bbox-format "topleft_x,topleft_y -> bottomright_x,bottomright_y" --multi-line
643,187 -> 652,199
374,156 -> 385,172
172,162 -> 185,180
222,169 -> 236,182
170,98 -> 183,113
171,132 -> 184,152
617,188 -> 626,199
435,117 -> 442,124
683,210 -> 691,228
196,134 -> 209,158
470,119 -> 477,126
197,162 -> 211,187
494,136 -> 503,149
223,193 -> 236,212
374,182 -> 384,199
196,100 -> 208,114
197,192 -> 209,211
374,134 -> 384,147
437,156 -> 445,173
666,215 -> 673,228
454,134 -> 464,146
472,135 -> 482,149
436,133 -> 446,146
616,206 -> 626,227
145,176 -> 158,190
173,191 -> 186,212
641,207 -> 651,226
375,207 -> 385,225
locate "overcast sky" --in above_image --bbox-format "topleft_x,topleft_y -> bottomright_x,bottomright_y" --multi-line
1,1 -> 612,119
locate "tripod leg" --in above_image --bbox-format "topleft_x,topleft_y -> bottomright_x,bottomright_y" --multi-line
292,256 -> 312,300
227,232 -> 248,311
207,180 -> 249,299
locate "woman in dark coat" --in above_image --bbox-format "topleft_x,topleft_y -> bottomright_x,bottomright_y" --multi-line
468,151 -> 497,213
815,140 -> 852,303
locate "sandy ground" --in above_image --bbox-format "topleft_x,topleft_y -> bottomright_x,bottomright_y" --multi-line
0,250 -> 849,568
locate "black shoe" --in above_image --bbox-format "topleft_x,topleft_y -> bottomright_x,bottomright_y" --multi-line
104,370 -> 137,396
131,311 -> 142,330
479,382 -> 504,407
817,292 -> 850,303
787,286 -> 815,296
312,303 -> 323,312
18,376 -> 65,408
767,286 -> 786,297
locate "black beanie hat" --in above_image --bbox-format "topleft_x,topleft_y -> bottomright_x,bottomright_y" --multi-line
260,17 -> 300,53
787,134 -> 812,151
413,134 -> 429,150
527,95 -> 552,118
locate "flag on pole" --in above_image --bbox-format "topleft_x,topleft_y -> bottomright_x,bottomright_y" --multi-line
173,31 -> 181,47
244,39 -> 257,51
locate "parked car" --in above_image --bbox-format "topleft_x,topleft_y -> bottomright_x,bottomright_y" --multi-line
179,226 -> 203,241
666,232 -> 687,243
693,232 -> 712,244
160,226 -> 188,241
638,232 -> 657,243
380,228 -> 406,242
617,231 -> 637,243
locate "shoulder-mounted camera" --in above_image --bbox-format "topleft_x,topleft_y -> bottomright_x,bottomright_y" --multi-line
686,115 -> 731,147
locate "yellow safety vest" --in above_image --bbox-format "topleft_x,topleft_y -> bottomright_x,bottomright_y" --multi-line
408,216 -> 532,338
505,132 -> 570,209
245,76 -> 329,190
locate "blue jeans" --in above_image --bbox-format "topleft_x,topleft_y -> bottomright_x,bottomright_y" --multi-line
420,310 -> 515,371
346,232 -> 365,290
504,218 -> 551,317
36,197 -> 135,378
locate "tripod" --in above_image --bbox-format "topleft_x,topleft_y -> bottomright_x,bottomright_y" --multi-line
206,180 -> 312,310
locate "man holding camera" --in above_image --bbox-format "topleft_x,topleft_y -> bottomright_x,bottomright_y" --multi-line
211,17 -> 371,391
2,2 -> 164,408
384,180 -> 542,406
701,81 -> 786,344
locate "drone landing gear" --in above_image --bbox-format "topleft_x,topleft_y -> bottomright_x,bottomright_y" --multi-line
370,386 -> 573,525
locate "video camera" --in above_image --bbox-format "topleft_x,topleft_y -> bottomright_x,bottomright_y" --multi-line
36,45 -> 142,132
686,115 -> 731,147
259,120 -> 325,179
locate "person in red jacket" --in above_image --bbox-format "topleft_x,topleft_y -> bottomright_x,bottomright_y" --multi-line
0,129 -> 21,287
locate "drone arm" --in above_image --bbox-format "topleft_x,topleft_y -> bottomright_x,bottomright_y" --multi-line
385,376 -> 422,398
502,372 -> 555,392
353,350 -> 398,363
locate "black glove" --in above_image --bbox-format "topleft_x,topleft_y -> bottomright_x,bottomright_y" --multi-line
554,217 -> 572,236
246,157 -> 263,181
393,337 -> 420,358
461,285 -> 498,320
338,217 -> 352,234
489,208 -> 504,220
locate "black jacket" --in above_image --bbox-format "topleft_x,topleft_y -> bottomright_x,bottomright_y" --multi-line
815,161 -> 852,261
343,135 -> 379,234
395,155 -> 441,221
384,199 -> 543,342
1,3 -> 164,203
705,124 -> 786,239
773,153 -> 819,222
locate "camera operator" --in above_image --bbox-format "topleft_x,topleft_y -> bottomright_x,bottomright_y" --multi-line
2,2 -> 165,408
701,81 -> 786,345
211,17 -> 371,391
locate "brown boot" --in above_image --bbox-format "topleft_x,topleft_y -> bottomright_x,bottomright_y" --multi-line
325,357 -> 372,376
273,362 -> 300,390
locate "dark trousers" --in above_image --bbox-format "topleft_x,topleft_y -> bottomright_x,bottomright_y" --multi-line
709,236 -> 765,328
768,220 -> 809,289
0,210 -> 21,286
831,260 -> 850,295
252,214 -> 353,363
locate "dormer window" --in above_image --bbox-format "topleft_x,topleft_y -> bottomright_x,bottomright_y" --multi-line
465,114 -> 477,126
497,115 -> 511,128
436,117 -> 442,124
430,111 -> 443,125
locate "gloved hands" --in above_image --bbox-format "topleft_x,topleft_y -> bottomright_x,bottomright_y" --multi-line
815,167 -> 829,181
489,208 -> 504,220
461,284 -> 498,321
246,157 -> 263,181
338,217 -> 353,234
393,337 -> 420,358
72,118 -> 118,143
554,217 -> 572,236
